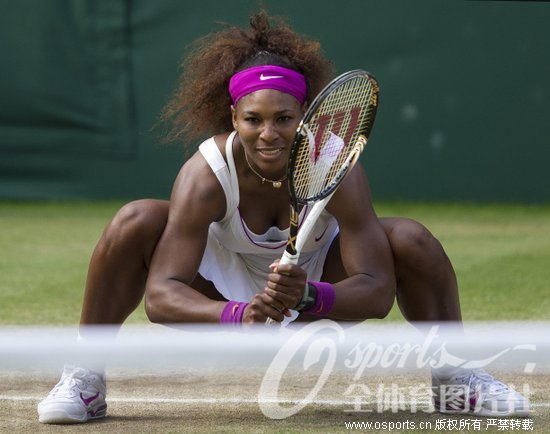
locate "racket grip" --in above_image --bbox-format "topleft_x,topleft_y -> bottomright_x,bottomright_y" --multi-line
279,249 -> 299,265
265,247 -> 299,326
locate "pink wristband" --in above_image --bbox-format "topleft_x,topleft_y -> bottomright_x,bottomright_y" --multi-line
303,281 -> 336,316
220,301 -> 248,324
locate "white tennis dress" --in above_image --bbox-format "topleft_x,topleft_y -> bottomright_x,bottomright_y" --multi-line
197,131 -> 339,323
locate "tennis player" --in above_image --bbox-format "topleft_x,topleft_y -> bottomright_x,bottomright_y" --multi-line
38,10 -> 528,423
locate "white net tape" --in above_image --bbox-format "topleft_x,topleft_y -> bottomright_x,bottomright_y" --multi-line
1,321 -> 548,375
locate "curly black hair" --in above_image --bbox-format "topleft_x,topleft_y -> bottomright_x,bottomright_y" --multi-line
160,9 -> 333,144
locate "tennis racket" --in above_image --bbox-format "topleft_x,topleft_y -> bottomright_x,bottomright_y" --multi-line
266,69 -> 379,324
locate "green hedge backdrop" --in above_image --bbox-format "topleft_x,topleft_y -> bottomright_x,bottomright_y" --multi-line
1,0 -> 548,201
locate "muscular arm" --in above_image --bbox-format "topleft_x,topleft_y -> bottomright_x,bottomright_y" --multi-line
325,165 -> 396,319
266,164 -> 396,321
144,152 -> 227,323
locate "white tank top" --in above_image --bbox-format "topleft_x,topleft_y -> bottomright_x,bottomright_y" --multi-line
197,132 -> 338,325
198,131 -> 338,272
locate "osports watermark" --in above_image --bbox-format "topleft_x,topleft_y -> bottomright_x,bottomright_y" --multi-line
343,418 -> 534,431
342,382 -> 532,414
258,320 -> 536,419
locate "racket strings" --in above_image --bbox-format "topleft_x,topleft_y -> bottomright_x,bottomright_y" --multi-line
293,75 -> 378,201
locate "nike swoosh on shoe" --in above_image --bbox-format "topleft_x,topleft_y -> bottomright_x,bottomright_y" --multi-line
80,392 -> 100,406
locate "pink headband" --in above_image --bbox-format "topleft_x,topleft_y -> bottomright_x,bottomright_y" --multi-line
229,65 -> 306,105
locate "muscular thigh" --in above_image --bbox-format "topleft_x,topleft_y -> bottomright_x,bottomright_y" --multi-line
318,217 -> 406,284
319,218 -> 402,283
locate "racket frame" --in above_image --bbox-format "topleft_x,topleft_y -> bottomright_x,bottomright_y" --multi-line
265,70 -> 378,325
282,70 -> 379,265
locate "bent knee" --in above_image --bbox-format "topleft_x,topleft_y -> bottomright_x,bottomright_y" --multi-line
384,218 -> 441,259
144,292 -> 164,324
101,199 -> 169,252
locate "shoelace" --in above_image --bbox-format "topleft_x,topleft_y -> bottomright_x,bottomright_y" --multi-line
468,369 -> 509,396
49,368 -> 89,397
435,369 -> 516,412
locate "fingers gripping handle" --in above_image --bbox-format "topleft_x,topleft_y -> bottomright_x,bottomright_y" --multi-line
265,250 -> 298,326
265,198 -> 332,326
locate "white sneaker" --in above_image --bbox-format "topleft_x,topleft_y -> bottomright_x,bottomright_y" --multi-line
432,369 -> 530,417
38,365 -> 107,424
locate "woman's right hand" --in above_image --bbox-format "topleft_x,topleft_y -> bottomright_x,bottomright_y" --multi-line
242,292 -> 290,324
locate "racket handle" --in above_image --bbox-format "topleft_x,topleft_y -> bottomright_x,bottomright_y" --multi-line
279,249 -> 299,266
265,250 -> 298,326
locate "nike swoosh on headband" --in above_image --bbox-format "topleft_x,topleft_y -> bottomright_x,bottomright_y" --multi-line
260,74 -> 284,80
